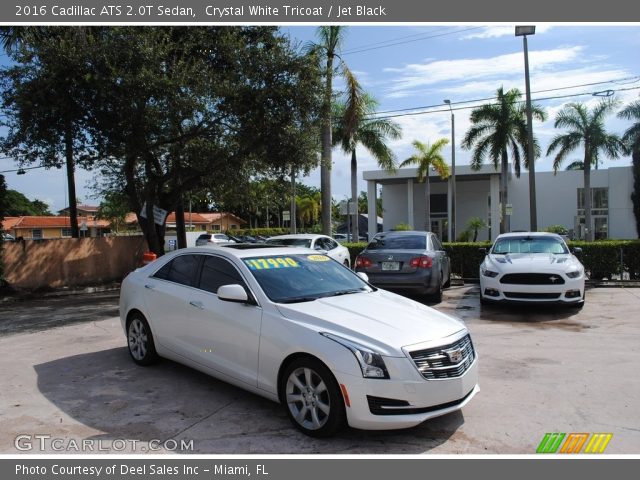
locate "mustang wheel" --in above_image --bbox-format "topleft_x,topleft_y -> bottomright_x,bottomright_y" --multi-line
281,357 -> 345,437
127,313 -> 159,366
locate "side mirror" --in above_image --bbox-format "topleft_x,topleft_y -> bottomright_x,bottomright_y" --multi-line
316,248 -> 328,254
478,248 -> 486,254
356,272 -> 369,283
572,247 -> 582,255
217,284 -> 248,303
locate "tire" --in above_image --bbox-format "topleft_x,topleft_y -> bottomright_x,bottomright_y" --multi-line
280,357 -> 346,438
430,272 -> 443,303
126,313 -> 159,366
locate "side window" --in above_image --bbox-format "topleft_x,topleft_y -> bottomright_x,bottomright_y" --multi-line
432,236 -> 443,251
198,256 -> 246,295
314,238 -> 326,250
325,239 -> 338,250
152,255 -> 200,286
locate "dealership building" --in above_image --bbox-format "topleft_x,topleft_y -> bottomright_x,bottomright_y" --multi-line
363,165 -> 636,242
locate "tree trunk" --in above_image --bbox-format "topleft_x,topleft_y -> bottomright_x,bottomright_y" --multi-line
350,150 -> 359,241
64,123 -> 79,238
500,150 -> 509,234
584,149 -> 593,241
175,197 -> 186,249
320,53 -> 334,236
424,175 -> 431,232
290,167 -> 297,234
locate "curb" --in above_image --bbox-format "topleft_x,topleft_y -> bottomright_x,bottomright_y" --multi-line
0,283 -> 121,304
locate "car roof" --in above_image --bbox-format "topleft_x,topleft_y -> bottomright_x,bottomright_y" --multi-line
376,230 -> 430,236
166,246 -> 315,259
496,232 -> 563,239
266,234 -> 325,240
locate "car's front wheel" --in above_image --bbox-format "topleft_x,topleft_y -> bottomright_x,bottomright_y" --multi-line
281,357 -> 345,438
127,313 -> 159,366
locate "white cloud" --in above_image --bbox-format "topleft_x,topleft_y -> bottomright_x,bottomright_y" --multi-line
385,46 -> 584,98
461,25 -> 553,40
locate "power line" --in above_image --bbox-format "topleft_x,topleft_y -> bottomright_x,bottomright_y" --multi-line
340,26 -> 456,54
370,85 -> 640,120
341,27 -> 484,55
369,75 -> 640,117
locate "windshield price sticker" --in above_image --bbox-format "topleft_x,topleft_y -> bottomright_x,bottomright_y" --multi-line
307,255 -> 331,262
244,257 -> 300,270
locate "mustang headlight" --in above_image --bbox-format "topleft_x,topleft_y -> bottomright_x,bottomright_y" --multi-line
481,266 -> 499,278
566,269 -> 583,279
321,332 -> 389,379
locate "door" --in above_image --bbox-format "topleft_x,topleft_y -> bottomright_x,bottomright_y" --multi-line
186,255 -> 262,386
143,254 -> 201,354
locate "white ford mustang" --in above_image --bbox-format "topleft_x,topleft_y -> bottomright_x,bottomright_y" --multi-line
120,245 -> 479,437
479,232 -> 585,306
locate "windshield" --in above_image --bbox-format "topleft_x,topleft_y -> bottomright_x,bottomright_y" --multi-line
366,234 -> 426,250
244,254 -> 372,303
265,238 -> 313,248
491,236 -> 569,254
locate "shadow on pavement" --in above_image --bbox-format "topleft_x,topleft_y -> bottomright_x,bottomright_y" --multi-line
35,347 -> 464,454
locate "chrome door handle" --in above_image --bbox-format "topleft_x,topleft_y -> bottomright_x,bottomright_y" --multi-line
144,284 -> 155,290
189,300 -> 204,310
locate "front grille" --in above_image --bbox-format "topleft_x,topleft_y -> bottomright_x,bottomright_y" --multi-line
367,389 -> 475,416
409,334 -> 475,380
500,273 -> 565,285
504,292 -> 562,299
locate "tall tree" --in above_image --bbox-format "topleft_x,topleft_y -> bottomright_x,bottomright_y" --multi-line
400,139 -> 450,231
1,190 -> 51,216
0,27 -> 95,238
462,87 -> 546,233
334,86 -> 401,241
618,100 -> 640,238
87,27 -> 321,254
547,100 -> 625,241
313,26 -> 348,236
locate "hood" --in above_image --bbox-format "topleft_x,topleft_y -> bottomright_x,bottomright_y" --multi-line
275,290 -> 466,357
485,253 -> 582,273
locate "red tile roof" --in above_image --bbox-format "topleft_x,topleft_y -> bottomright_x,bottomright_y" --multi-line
10,216 -> 111,229
1,217 -> 21,230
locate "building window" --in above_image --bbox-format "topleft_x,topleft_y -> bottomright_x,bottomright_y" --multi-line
61,228 -> 72,237
211,224 -> 221,231
32,229 -> 43,239
577,188 -> 608,216
230,224 -> 238,229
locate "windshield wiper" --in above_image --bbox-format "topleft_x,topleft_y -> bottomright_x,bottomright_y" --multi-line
278,296 -> 319,304
324,288 -> 368,298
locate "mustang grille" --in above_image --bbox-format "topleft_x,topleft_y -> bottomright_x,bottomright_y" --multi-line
504,292 -> 562,299
500,273 -> 565,285
409,334 -> 475,380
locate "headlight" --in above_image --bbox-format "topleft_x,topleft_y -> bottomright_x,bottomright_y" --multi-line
320,332 -> 389,379
481,266 -> 499,278
566,269 -> 583,278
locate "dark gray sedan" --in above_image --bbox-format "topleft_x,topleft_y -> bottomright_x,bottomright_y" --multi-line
354,231 -> 451,302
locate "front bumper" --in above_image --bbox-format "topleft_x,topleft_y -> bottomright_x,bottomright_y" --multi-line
333,355 -> 479,430
480,274 -> 585,304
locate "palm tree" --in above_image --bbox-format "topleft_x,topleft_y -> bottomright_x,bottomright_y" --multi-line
334,83 -> 401,241
547,100 -> 625,241
312,26 -> 349,236
618,99 -> 640,237
462,87 -> 546,234
400,139 -> 450,231
466,216 -> 488,242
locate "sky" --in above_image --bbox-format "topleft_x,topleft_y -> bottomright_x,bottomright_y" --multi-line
1,25 -> 639,212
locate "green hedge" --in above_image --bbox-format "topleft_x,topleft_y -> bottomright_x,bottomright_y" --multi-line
229,227 -> 320,237
344,239 -> 640,280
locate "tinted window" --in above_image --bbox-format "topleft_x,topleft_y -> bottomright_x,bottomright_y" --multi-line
492,236 -> 568,254
432,236 -> 443,251
324,238 -> 338,250
198,256 -> 245,294
153,255 -> 200,286
366,234 -> 426,250
266,238 -> 313,248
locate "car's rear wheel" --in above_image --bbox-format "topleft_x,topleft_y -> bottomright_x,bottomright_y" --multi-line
281,357 -> 345,438
127,313 -> 159,366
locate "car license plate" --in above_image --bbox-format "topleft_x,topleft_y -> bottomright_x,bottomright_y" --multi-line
381,261 -> 400,271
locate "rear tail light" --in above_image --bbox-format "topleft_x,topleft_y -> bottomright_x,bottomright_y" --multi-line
409,256 -> 433,269
355,256 -> 373,268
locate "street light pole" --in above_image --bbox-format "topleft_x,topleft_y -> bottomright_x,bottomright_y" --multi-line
516,25 -> 538,232
444,99 -> 456,242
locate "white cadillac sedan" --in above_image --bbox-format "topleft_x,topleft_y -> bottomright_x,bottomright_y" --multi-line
479,232 -> 585,306
120,245 -> 479,437
264,234 -> 351,267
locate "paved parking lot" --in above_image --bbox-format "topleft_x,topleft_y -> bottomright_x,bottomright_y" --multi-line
1,286 -> 639,454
